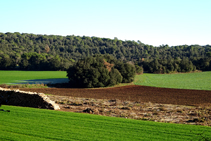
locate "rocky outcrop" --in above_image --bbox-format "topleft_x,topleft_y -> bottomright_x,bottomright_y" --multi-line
0,87 -> 60,110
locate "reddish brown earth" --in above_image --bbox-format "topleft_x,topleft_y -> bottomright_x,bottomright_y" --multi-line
18,85 -> 211,125
21,85 -> 211,106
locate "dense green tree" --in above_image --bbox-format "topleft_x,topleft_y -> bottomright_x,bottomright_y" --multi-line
47,56 -> 61,70
0,32 -> 211,72
115,62 -> 136,83
0,54 -> 15,69
206,52 -> 211,57
135,65 -> 143,74
67,55 -> 134,88
138,58 -> 196,73
108,68 -> 123,86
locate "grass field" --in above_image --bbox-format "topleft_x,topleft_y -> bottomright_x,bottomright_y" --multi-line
0,105 -> 211,141
134,71 -> 211,90
1,71 -> 211,140
0,71 -> 68,84
1,70 -> 211,90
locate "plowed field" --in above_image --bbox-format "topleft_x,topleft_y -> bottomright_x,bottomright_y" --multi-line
21,85 -> 211,106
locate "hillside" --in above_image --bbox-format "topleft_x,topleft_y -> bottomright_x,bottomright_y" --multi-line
0,32 -> 211,71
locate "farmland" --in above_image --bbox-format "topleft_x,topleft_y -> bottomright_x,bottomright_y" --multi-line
1,105 -> 211,141
0,71 -> 68,84
134,71 -> 211,90
21,85 -> 211,106
1,71 -> 211,140
1,71 -> 211,90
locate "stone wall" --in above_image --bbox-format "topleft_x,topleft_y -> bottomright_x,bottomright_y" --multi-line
0,87 -> 60,110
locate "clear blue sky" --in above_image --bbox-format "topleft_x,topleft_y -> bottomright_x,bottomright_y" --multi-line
1,0 -> 210,46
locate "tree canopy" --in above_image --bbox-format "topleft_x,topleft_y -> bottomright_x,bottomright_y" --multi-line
67,55 -> 135,88
0,32 -> 211,72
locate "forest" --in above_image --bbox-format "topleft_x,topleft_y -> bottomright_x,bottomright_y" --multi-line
0,32 -> 211,72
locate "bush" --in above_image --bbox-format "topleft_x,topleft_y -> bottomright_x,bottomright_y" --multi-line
67,55 -> 135,88
115,63 -> 136,83
135,65 -> 143,74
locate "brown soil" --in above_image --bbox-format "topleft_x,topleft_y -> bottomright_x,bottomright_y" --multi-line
20,85 -> 211,106
47,95 -> 211,126
19,85 -> 211,126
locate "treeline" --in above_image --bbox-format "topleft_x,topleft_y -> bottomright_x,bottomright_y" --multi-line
136,53 -> 211,73
0,32 -> 211,72
0,52 -> 74,70
138,58 -> 196,73
67,55 -> 136,88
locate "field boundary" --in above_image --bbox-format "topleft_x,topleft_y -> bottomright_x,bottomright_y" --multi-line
0,87 -> 60,110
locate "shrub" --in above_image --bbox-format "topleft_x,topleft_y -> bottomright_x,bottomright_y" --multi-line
67,55 -> 135,88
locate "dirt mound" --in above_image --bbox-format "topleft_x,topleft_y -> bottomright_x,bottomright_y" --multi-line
20,85 -> 211,106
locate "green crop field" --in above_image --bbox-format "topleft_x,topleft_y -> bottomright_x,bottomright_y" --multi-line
1,71 -> 211,90
0,71 -> 68,84
0,105 -> 211,141
134,71 -> 211,90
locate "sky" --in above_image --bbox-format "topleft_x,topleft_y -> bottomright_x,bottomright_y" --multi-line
0,0 -> 211,47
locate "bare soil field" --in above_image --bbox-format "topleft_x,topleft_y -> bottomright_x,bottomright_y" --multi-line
17,85 -> 211,126
21,85 -> 211,106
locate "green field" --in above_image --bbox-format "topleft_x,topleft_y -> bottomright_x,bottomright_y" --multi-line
0,105 -> 210,141
0,71 -> 68,84
1,71 -> 211,90
1,71 -> 211,140
134,71 -> 211,90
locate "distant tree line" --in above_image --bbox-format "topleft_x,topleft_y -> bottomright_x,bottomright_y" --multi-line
136,52 -> 211,73
0,52 -> 74,70
137,58 -> 196,73
67,55 -> 136,88
0,32 -> 211,72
